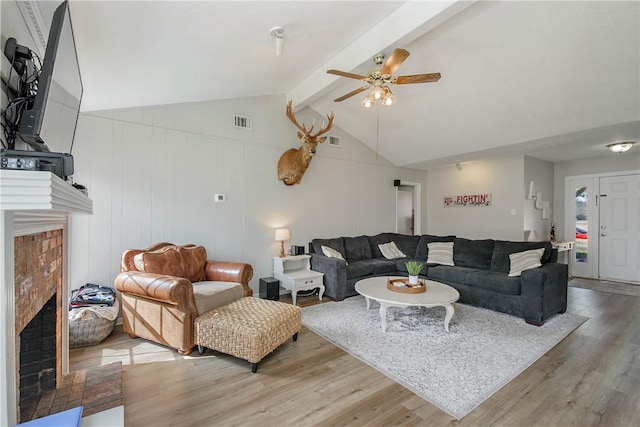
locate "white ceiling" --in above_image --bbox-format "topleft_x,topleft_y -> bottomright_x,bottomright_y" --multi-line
51,0 -> 639,169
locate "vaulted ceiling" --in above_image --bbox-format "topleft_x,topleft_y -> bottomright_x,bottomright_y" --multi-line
42,1 -> 639,169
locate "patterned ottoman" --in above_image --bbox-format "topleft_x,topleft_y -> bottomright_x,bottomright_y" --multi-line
194,297 -> 301,372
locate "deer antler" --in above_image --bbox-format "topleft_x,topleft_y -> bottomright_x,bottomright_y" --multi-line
286,100 -> 309,134
286,100 -> 334,137
311,112 -> 335,138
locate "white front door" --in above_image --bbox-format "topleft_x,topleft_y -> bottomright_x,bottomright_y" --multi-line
599,174 -> 640,283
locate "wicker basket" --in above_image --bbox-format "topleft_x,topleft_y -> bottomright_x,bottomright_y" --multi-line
69,301 -> 119,348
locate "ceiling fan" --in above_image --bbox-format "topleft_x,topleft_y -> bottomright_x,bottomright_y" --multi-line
327,48 -> 441,108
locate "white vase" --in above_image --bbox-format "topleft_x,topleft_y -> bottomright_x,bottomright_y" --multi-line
408,275 -> 419,285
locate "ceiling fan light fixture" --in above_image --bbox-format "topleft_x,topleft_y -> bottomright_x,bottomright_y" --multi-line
328,48 -> 441,108
371,86 -> 385,100
381,87 -> 396,107
361,95 -> 375,109
607,141 -> 635,153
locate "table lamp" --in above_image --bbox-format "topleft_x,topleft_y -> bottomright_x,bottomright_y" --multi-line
275,228 -> 290,257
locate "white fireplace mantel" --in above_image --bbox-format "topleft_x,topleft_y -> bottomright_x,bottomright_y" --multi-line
0,170 -> 93,213
1,170 -> 93,426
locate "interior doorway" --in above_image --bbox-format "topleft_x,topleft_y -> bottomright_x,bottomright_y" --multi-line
395,181 -> 421,235
565,172 -> 639,284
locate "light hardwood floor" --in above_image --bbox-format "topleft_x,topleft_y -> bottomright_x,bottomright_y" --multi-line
70,283 -> 640,426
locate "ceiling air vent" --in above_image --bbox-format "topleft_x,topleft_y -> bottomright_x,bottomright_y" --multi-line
233,114 -> 252,129
328,135 -> 341,147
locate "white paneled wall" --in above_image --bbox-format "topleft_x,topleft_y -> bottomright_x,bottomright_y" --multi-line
69,95 -> 427,293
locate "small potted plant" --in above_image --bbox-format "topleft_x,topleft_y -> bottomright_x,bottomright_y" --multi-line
405,261 -> 425,285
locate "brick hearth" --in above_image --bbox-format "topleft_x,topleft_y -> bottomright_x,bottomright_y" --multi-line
22,362 -> 123,422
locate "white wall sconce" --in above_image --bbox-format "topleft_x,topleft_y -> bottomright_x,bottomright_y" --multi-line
455,161 -> 462,171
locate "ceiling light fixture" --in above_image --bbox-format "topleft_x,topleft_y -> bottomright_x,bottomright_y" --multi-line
381,87 -> 396,107
361,84 -> 394,108
371,85 -> 385,100
329,49 -> 441,108
269,26 -> 284,56
361,85 -> 396,108
361,94 -> 375,109
361,54 -> 398,109
606,141 -> 635,153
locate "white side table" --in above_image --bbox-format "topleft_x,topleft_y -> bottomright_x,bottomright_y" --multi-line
552,241 -> 574,275
273,255 -> 324,306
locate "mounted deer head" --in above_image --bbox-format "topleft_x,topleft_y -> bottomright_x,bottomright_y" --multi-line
277,100 -> 335,186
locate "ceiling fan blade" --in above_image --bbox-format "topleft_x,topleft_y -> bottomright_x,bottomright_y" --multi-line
334,86 -> 369,102
380,48 -> 410,75
393,73 -> 441,85
327,69 -> 367,80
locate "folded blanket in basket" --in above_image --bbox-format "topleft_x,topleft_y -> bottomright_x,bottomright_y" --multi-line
69,304 -> 119,322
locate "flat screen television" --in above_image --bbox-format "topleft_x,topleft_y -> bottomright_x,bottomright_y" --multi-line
18,0 -> 83,154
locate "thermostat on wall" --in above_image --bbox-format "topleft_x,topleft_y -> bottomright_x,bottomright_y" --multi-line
214,194 -> 226,202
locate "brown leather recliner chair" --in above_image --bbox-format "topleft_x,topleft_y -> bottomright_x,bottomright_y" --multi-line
114,242 -> 253,355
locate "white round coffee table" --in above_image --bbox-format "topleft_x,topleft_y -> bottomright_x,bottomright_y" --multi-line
355,276 -> 460,332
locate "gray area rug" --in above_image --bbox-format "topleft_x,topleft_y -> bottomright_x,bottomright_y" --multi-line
302,297 -> 586,419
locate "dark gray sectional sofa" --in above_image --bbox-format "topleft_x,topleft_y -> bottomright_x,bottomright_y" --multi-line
309,233 -> 568,326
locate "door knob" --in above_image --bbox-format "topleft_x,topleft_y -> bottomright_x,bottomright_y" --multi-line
601,232 -> 606,237
601,225 -> 606,229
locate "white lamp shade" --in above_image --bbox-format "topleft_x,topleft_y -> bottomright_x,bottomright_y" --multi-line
274,228 -> 290,241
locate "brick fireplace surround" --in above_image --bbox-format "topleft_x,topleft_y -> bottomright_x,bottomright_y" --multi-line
14,230 -> 64,421
1,169 -> 94,425
12,230 -> 122,423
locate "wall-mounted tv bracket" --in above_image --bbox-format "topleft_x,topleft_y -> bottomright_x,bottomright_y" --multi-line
4,37 -> 32,76
2,38 -> 40,150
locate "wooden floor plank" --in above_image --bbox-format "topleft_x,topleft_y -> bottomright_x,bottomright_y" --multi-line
70,282 -> 640,426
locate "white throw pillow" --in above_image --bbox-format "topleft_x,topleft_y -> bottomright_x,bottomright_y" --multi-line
508,248 -> 545,277
379,242 -> 406,259
426,242 -> 455,266
321,245 -> 347,264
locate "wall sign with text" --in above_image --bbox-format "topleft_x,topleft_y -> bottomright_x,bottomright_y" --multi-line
443,194 -> 492,207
